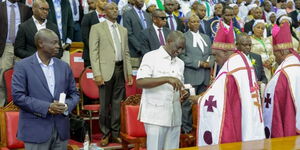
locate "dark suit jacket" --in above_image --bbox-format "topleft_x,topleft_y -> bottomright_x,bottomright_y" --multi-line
248,52 -> 268,84
14,18 -> 63,59
164,14 -> 185,32
199,19 -> 210,35
0,1 -> 32,57
139,25 -> 170,55
81,11 -> 99,67
244,19 -> 255,35
12,54 -> 79,143
179,31 -> 213,86
47,0 -> 74,42
288,10 -> 299,28
123,8 -> 152,58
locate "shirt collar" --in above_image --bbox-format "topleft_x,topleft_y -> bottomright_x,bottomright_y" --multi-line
6,0 -> 17,7
190,30 -> 200,35
36,52 -> 54,66
106,19 -> 117,27
134,6 -> 142,14
32,16 -> 47,26
158,46 -> 177,63
53,0 -> 61,4
153,24 -> 161,30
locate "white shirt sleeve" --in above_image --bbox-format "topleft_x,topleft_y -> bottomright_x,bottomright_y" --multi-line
136,54 -> 153,79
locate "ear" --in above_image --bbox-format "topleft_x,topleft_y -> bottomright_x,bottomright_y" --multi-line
37,39 -> 43,49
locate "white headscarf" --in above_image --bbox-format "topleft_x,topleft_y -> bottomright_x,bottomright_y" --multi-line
286,0 -> 295,10
278,16 -> 292,24
252,19 -> 267,38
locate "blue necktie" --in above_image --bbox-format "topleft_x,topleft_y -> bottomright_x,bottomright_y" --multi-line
138,10 -> 146,29
72,0 -> 77,15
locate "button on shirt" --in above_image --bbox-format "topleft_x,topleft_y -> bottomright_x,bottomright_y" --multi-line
36,53 -> 55,97
6,0 -> 21,43
32,16 -> 47,31
137,47 -> 184,126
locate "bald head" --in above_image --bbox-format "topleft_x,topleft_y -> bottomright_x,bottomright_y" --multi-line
237,33 -> 252,54
165,31 -> 186,58
34,29 -> 58,49
32,0 -> 49,22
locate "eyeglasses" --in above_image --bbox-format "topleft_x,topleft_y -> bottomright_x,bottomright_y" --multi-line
156,16 -> 167,20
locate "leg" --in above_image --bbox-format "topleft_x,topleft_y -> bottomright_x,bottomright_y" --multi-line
164,126 -> 181,149
0,44 -> 15,106
111,64 -> 125,138
144,123 -> 167,150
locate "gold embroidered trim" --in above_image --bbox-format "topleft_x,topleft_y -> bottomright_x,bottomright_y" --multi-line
212,42 -> 236,51
273,42 -> 293,50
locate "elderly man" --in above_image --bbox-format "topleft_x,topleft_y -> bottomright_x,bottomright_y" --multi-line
12,28 -> 79,150
140,9 -> 171,55
137,31 -> 189,150
263,22 -> 300,138
196,20 -> 265,146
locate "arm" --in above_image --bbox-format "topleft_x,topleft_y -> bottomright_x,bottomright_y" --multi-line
12,62 -> 51,118
257,54 -> 268,84
14,24 -> 33,58
124,29 -> 133,80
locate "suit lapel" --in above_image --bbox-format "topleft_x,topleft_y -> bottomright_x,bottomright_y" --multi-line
131,9 -> 143,28
53,59 -> 60,97
92,11 -> 99,24
29,18 -> 38,37
1,2 -> 8,28
117,24 -> 124,53
103,21 -> 114,50
18,3 -> 25,22
31,55 -> 52,96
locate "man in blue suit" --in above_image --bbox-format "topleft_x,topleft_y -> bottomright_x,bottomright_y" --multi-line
12,28 -> 79,150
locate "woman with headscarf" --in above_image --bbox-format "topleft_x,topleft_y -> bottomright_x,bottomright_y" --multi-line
230,3 -> 245,29
251,19 -> 275,80
266,12 -> 276,36
286,0 -> 295,14
276,15 -> 300,52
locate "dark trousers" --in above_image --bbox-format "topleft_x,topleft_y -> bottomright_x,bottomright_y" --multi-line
99,63 -> 125,138
181,84 -> 207,133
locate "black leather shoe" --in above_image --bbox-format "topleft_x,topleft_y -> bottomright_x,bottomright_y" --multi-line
99,135 -> 110,147
111,137 -> 122,143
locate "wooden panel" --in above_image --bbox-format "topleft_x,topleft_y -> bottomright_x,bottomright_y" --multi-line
177,136 -> 300,150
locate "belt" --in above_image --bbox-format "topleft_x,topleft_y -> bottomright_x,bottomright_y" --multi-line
115,61 -> 123,66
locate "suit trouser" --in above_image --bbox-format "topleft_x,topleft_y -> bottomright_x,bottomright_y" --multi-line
0,43 -> 15,106
99,62 -> 125,138
181,84 -> 207,133
24,126 -> 68,150
144,123 -> 180,150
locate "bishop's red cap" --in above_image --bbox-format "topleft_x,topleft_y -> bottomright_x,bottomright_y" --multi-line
211,20 -> 236,51
272,22 -> 293,51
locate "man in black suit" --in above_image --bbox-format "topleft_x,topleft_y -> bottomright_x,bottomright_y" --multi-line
140,9 -> 170,56
237,33 -> 267,84
14,0 -> 63,60
288,0 -> 300,28
81,0 -> 107,67
195,4 -> 210,35
164,0 -> 185,32
123,0 -> 152,69
207,3 -> 223,40
46,0 -> 74,63
244,7 -> 262,35
0,0 -> 32,106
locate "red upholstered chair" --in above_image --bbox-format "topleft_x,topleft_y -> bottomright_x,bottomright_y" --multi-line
0,102 -> 24,149
3,68 -> 14,105
120,94 -> 146,150
125,76 -> 142,98
70,49 -> 84,82
79,67 -> 100,138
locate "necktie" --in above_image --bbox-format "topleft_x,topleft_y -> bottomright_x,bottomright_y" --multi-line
98,14 -> 105,18
200,20 -> 206,34
9,4 -> 16,43
169,15 -> 175,30
158,28 -> 165,45
138,10 -> 146,29
112,24 -> 122,60
72,0 -> 78,15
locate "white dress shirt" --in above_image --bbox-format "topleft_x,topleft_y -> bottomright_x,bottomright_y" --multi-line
32,16 -> 47,31
106,20 -> 122,61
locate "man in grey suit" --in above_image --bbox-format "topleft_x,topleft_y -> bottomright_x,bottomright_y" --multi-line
89,3 -> 133,147
139,9 -> 170,56
123,0 -> 152,69
179,15 -> 213,134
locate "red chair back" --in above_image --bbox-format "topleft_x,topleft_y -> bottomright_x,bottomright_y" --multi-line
79,68 -> 99,99
124,105 -> 146,137
4,68 -> 14,104
5,112 -> 24,149
70,52 -> 84,79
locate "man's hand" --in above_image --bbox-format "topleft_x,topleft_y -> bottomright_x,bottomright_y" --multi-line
263,60 -> 272,70
127,75 -> 133,86
189,95 -> 201,104
180,89 -> 190,102
48,101 -> 67,115
167,77 -> 184,91
94,75 -> 105,86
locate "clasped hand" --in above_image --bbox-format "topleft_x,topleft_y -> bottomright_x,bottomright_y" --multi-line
48,101 -> 67,115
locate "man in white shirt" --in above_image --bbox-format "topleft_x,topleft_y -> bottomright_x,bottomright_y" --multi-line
14,0 -> 62,59
136,31 -> 189,150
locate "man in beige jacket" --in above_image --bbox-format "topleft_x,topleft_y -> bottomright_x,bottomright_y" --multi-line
89,2 -> 133,146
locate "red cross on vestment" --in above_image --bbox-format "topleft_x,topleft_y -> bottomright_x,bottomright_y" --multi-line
204,96 -> 217,112
265,93 -> 271,108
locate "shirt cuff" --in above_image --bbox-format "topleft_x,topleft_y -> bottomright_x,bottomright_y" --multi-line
66,38 -> 72,44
